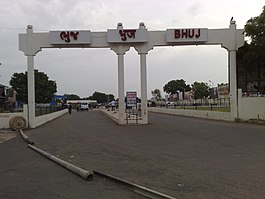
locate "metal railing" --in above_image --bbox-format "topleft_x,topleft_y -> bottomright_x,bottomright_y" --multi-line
0,102 -> 21,113
125,108 -> 141,124
242,91 -> 265,97
156,98 -> 230,112
35,105 -> 67,116
177,98 -> 230,107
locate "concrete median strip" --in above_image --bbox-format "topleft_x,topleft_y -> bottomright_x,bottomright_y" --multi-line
28,144 -> 94,181
94,170 -> 176,199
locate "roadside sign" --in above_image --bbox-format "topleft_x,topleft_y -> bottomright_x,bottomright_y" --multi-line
126,91 -> 137,108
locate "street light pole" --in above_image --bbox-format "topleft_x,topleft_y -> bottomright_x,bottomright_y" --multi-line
209,80 -> 214,88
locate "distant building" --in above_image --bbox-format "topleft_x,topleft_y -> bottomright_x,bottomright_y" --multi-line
66,99 -> 97,108
217,83 -> 229,98
164,95 -> 169,102
168,91 -> 193,101
170,93 -> 179,101
0,84 -> 6,104
184,91 -> 193,100
209,87 -> 218,99
0,84 -> 17,111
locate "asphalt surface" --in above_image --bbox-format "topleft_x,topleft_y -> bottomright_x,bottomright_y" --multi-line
1,110 -> 265,198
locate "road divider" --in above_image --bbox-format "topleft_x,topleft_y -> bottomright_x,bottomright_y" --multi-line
28,144 -> 94,181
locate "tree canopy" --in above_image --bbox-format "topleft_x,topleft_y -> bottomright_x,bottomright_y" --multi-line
64,94 -> 80,100
151,89 -> 162,101
191,81 -> 210,99
163,79 -> 191,98
10,69 -> 57,103
244,5 -> 265,58
237,5 -> 265,93
88,91 -> 115,103
245,6 -> 265,50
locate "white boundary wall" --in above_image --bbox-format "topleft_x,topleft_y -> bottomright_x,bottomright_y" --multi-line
0,105 -> 28,129
0,105 -> 68,129
238,89 -> 265,120
148,107 -> 232,121
35,109 -> 68,127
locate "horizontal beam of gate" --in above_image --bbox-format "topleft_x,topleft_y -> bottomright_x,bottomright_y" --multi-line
19,24 -> 244,56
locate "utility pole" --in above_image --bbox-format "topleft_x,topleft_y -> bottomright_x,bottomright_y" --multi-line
209,80 -> 214,88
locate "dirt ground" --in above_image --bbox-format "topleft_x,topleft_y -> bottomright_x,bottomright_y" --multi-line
0,130 -> 17,144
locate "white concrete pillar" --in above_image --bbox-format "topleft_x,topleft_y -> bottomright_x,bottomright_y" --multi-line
118,53 -> 126,125
109,23 -> 130,125
226,20 -> 239,121
237,89 -> 242,120
22,104 -> 29,128
229,50 -> 238,120
27,55 -> 35,128
140,53 -> 148,124
26,25 -> 36,128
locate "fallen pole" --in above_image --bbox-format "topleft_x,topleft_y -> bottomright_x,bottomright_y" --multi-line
94,170 -> 176,199
19,130 -> 35,145
28,144 -> 93,181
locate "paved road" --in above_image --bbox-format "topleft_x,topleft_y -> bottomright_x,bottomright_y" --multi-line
2,110 -> 265,198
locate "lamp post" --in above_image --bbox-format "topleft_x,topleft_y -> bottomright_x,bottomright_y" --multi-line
209,80 -> 215,99
209,80 -> 214,88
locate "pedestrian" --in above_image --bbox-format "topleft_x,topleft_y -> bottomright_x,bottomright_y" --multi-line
68,103 -> 72,114
110,101 -> 116,111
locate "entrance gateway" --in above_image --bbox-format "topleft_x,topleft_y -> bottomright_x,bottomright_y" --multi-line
19,21 -> 244,128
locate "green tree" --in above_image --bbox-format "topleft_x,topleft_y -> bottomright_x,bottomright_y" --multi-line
163,79 -> 191,99
245,6 -> 265,50
88,91 -> 115,103
237,6 -> 265,93
151,89 -> 162,101
9,72 -> 27,103
64,94 -> 80,100
107,94 -> 115,102
10,69 -> 57,103
191,81 -> 210,99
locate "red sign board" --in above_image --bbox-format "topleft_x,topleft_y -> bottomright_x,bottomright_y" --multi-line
126,91 -> 137,107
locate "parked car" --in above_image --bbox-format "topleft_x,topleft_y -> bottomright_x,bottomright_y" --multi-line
105,101 -> 118,110
80,102 -> 89,111
166,102 -> 178,106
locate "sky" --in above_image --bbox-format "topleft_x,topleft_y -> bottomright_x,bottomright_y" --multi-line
0,0 -> 264,99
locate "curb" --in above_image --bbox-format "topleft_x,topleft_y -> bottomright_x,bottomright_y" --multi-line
100,109 -> 119,124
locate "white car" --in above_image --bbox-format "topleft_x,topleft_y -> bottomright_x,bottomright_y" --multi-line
80,102 -> 89,111
166,102 -> 178,106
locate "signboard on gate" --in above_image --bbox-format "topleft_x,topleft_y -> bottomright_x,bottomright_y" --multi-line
166,28 -> 208,43
107,29 -> 148,43
126,91 -> 137,108
49,30 -> 91,44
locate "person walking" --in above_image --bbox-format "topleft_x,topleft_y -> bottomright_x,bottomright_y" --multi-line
110,101 -> 116,111
68,103 -> 72,114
